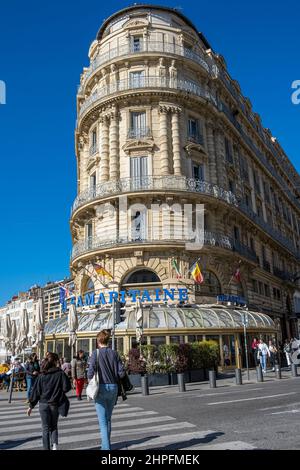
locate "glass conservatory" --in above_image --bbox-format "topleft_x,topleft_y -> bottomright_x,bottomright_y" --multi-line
44,305 -> 277,368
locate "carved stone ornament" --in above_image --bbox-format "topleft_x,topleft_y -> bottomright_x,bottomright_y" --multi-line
184,142 -> 207,158
122,138 -> 154,154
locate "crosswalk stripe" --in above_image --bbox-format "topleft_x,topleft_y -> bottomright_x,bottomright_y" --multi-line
0,406 -> 144,421
0,415 -> 176,445
12,422 -> 197,450
0,402 -> 129,416
0,411 -> 159,434
124,430 -> 217,450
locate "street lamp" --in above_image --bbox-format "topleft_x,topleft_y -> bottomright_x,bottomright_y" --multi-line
242,311 -> 250,381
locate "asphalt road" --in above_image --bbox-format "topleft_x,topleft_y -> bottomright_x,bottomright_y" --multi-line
0,371 -> 299,450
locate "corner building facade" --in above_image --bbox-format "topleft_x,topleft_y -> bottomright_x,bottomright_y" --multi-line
65,5 -> 300,363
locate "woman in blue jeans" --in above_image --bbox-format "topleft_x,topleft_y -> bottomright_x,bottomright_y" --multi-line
88,329 -> 125,450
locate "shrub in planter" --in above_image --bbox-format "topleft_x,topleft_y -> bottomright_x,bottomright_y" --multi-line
127,347 -> 146,375
192,341 -> 220,370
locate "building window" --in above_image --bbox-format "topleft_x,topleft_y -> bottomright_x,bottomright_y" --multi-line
264,284 -> 270,297
192,163 -> 204,180
86,223 -> 93,248
131,36 -> 143,52
229,180 -> 235,193
187,118 -> 203,144
129,111 -> 148,138
233,226 -> 240,242
89,128 -> 97,155
258,281 -> 264,295
90,172 -> 96,190
252,279 -> 258,293
194,271 -> 221,296
130,156 -> 148,177
225,138 -> 233,163
129,70 -> 145,88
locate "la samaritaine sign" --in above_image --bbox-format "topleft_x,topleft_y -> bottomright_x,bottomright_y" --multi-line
62,288 -> 189,311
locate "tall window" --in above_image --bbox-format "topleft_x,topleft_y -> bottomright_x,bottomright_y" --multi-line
131,36 -> 142,52
192,162 -> 204,180
86,223 -> 93,249
129,70 -> 145,88
188,118 -> 202,144
90,173 -> 96,190
131,210 -> 146,241
129,111 -> 147,138
90,128 -> 97,155
225,138 -> 233,163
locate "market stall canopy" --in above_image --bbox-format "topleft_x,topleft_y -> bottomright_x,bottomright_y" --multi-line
44,306 -> 276,335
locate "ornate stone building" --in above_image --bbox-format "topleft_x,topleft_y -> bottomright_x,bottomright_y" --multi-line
64,5 -> 300,361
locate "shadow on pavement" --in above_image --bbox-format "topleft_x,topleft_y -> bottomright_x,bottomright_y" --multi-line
0,436 -> 40,449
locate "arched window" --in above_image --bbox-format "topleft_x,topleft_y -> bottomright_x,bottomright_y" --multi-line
194,270 -> 221,296
124,270 -> 160,285
83,277 -> 94,294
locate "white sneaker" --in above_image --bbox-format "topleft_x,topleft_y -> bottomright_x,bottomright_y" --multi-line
52,444 -> 58,450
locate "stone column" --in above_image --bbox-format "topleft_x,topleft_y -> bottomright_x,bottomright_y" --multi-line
100,115 -> 109,182
159,105 -> 170,175
109,107 -> 119,181
171,107 -> 182,176
206,120 -> 218,184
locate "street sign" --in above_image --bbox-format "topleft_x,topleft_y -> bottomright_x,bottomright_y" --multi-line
24,348 -> 33,354
242,312 -> 249,326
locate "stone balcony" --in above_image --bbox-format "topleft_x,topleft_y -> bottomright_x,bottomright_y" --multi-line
78,76 -> 217,120
71,176 -> 238,215
77,41 -> 211,95
71,230 -> 257,263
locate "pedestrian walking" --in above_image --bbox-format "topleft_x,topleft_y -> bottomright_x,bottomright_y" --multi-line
71,350 -> 87,400
61,358 -> 72,379
27,352 -> 71,450
251,337 -> 259,366
25,353 -> 40,403
87,329 -> 126,450
283,339 -> 292,368
268,340 -> 277,371
258,339 -> 270,373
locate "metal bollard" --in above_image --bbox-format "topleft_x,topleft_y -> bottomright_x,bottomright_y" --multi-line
177,373 -> 186,392
256,365 -> 264,382
291,363 -> 298,377
209,369 -> 216,388
275,364 -> 282,379
141,375 -> 149,396
235,368 -> 243,385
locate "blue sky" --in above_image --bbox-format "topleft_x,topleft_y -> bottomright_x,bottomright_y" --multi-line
0,0 -> 299,305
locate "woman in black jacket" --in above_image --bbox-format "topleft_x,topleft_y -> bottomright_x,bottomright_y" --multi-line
27,352 -> 71,450
25,353 -> 40,403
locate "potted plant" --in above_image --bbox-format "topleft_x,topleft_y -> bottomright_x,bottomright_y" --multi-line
142,345 -> 170,386
126,347 -> 146,387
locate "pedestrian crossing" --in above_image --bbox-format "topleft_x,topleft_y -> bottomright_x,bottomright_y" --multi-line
0,396 -> 256,450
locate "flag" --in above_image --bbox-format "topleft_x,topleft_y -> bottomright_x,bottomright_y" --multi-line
233,267 -> 241,283
93,263 -> 113,279
59,284 -> 70,303
59,287 -> 66,304
190,261 -> 204,284
171,258 -> 182,279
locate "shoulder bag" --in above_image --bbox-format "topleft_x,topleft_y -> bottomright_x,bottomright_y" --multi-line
86,349 -> 99,400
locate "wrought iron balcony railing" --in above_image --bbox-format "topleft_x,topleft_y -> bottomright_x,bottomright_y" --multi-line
71,176 -> 238,214
77,41 -> 211,95
187,133 -> 204,145
127,127 -> 152,139
273,267 -> 292,281
71,230 -> 256,262
78,76 -> 217,118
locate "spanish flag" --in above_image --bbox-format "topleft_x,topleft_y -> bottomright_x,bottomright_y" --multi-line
190,261 -> 204,284
93,263 -> 113,280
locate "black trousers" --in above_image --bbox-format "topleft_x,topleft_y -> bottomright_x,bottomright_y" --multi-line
39,402 -> 59,450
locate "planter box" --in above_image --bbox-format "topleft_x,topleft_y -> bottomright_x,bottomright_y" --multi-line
127,374 -> 141,387
190,369 -> 205,382
147,373 -> 170,387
